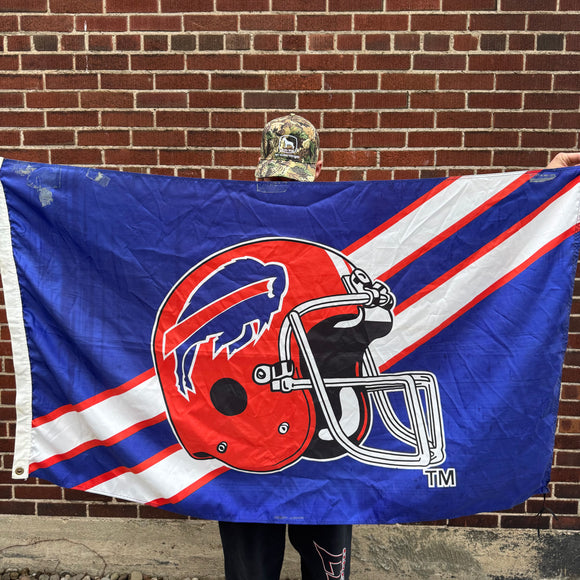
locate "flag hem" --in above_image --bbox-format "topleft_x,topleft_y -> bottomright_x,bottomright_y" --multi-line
0,157 -> 33,479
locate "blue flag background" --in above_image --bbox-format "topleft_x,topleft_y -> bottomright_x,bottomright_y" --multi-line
1,157 -> 578,525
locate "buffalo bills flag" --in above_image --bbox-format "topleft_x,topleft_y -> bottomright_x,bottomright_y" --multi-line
1,157 -> 579,524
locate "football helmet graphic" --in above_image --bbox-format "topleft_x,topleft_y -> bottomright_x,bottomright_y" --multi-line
152,238 -> 445,473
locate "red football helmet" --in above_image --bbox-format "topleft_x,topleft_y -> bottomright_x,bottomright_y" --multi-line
152,238 -> 445,473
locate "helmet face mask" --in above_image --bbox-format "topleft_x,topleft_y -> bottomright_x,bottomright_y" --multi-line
153,238 -> 446,473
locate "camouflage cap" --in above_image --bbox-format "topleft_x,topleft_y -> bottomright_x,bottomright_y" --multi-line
255,114 -> 320,182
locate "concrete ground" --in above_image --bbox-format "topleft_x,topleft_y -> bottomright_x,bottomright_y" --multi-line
0,516 -> 578,579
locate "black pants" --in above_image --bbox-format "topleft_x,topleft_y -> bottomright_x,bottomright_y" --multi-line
219,521 -> 352,580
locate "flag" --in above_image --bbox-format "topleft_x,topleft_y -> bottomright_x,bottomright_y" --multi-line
1,156 -> 578,525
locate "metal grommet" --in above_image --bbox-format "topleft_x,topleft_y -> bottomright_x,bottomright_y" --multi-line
217,441 -> 228,454
278,422 -> 289,434
14,467 -> 24,476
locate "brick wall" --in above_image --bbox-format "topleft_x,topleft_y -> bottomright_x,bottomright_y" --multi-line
0,1 -> 578,531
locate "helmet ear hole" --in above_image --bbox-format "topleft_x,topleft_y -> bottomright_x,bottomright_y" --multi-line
210,378 -> 248,416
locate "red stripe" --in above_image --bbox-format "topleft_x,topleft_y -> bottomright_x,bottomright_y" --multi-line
342,177 -> 460,256
29,412 -> 167,473
74,443 -> 182,491
146,466 -> 230,507
380,225 -> 578,372
32,367 -> 156,428
377,171 -> 539,281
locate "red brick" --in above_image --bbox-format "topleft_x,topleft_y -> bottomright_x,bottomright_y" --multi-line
7,36 -> 31,51
356,93 -> 408,110
525,93 -> 579,110
494,112 -> 550,129
188,54 -> 241,71
161,0 -> 214,10
447,514 -> 499,527
81,91 -> 133,109
555,451 -> 580,468
469,54 -> 524,71
555,73 -> 580,91
0,501 -> 35,515
156,111 -> 209,128
437,111 -> 492,128
412,92 -> 465,109
101,111 -> 152,127
465,131 -> 519,148
320,132 -> 352,149
47,111 -> 99,126
508,34 -> 535,51
553,113 -> 580,130
495,73 -> 551,91
300,93 -> 351,109
325,112 -> 377,129
468,92 -> 522,109
77,130 -> 130,146
251,34 -> 277,51
21,15 -> 74,31
133,130 -> 185,147
105,149 -> 157,166
387,0 -> 439,8
159,150 -> 212,166
81,15 -> 127,31
552,516 -> 580,530
51,0 -> 103,11
414,54 -> 466,70
211,74 -> 263,90
21,54 -> 74,70
241,14 -> 295,31
51,149 -> 102,165
326,73 -> 377,91
100,73 -> 153,90
501,514 -> 550,529
212,112 -> 264,129
184,15 -> 238,31
437,149 -> 492,167
329,0 -> 381,8
493,150 -> 550,169
568,33 -> 580,52
528,14 -> 580,32
297,15 -> 351,31
470,14 -> 526,31
439,73 -> 494,90
191,92 -> 243,109
46,73 -> 99,89
137,92 -> 188,109
325,150 -> 377,168
424,34 -> 450,51
270,74 -> 322,91
353,132 -> 405,148
309,34 -> 334,51
443,0 -> 496,8
282,34 -> 307,52
0,132 -> 19,147
0,93 -> 23,108
358,54 -> 411,71
381,111 -> 435,129
26,92 -> 78,108
354,14 -> 408,31
24,130 -> 75,146
157,73 -> 208,90
244,54 -> 296,71
408,131 -> 462,148
0,74 -> 42,90
131,54 -> 184,70
394,34 -> 420,51
77,54 -> 128,70
61,35 -> 86,50
380,150 -> 435,168
411,14 -> 467,31
2,0 -> 47,11
301,54 -> 354,71
521,132 -> 577,149
106,0 -> 156,11
337,34 -> 362,51
188,130 -> 239,148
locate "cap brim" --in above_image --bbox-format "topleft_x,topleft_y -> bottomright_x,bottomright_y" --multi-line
255,159 -> 316,182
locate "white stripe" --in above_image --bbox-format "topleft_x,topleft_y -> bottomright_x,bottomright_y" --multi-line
349,171 -> 527,280
84,448 -> 223,504
30,375 -> 165,465
0,158 -> 35,479
370,181 -> 580,367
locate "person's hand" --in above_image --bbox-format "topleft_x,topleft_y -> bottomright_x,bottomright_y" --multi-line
546,152 -> 580,169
